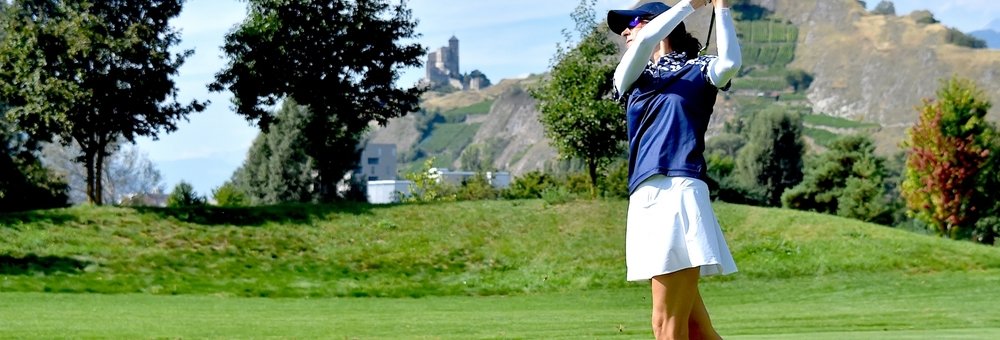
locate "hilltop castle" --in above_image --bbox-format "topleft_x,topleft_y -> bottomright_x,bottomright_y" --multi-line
423,36 -> 491,91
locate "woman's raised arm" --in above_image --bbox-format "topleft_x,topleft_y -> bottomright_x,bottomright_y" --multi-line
706,1 -> 742,88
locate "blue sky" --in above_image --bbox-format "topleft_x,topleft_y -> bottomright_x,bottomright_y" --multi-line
136,0 -> 999,196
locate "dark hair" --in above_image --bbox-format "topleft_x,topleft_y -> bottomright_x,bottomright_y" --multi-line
668,23 -> 702,60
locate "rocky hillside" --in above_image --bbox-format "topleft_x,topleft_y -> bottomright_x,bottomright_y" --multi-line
367,0 -> 1000,177
770,0 -> 1000,152
366,76 -> 557,175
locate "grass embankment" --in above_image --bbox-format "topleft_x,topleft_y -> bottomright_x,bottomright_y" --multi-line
2,200 -> 999,299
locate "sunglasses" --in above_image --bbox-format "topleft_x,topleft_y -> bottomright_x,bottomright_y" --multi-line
627,16 -> 649,29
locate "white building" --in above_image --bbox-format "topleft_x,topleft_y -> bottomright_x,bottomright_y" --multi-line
429,168 -> 511,189
358,144 -> 397,182
366,180 -> 412,204
357,143 -> 411,204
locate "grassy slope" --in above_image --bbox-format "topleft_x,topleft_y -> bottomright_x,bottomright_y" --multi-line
2,200 -> 999,299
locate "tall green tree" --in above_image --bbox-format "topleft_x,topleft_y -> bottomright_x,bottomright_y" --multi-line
732,107 -> 804,206
231,99 -> 318,204
0,0 -> 205,204
902,77 -> 997,240
211,0 -> 424,201
530,0 -> 624,193
782,134 -> 890,223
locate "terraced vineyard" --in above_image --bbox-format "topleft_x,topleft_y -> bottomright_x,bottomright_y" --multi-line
726,17 -> 882,148
732,19 -> 800,93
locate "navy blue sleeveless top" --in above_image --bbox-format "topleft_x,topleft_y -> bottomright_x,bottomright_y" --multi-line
619,52 -> 729,194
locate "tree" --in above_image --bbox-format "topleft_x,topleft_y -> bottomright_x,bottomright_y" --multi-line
945,27 -> 987,49
42,138 -> 164,205
166,181 -> 205,207
1,112 -> 68,211
785,69 -> 814,93
459,141 -> 500,172
871,1 -> 896,16
910,10 -> 938,25
705,132 -> 744,197
530,0 -> 624,194
231,99 -> 318,204
731,0 -> 771,21
902,77 -> 997,240
782,135 -> 890,223
210,0 -> 424,201
0,0 -> 205,205
212,181 -> 248,207
732,107 -> 804,206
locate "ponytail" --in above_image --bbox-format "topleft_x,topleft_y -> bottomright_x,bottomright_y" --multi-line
668,24 -> 703,60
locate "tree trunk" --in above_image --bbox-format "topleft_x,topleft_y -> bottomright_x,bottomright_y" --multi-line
587,157 -> 599,198
95,148 -> 106,205
84,148 -> 97,204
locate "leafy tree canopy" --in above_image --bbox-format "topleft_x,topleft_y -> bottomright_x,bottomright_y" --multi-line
902,77 -> 996,241
211,0 -> 424,200
530,0 -> 624,193
0,0 -> 204,204
732,106 -> 805,206
231,99 -> 318,205
782,134 -> 890,223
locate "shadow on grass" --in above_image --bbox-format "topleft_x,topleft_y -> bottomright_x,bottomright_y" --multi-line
132,201 -> 378,226
0,209 -> 77,228
0,254 -> 90,275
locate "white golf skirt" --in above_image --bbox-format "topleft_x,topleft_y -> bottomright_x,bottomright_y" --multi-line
626,175 -> 737,281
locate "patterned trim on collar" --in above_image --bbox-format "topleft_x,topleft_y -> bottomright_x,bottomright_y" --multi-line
647,51 -> 714,74
616,52 -> 718,104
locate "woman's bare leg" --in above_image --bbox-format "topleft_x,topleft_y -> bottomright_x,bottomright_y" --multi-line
688,289 -> 722,340
650,267 -> 700,340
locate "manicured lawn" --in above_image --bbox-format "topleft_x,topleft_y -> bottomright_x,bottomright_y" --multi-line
3,270 -> 998,339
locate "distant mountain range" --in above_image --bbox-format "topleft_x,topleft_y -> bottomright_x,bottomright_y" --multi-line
971,29 -> 1000,49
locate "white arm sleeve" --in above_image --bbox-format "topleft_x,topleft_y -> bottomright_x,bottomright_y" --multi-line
706,7 -> 741,88
613,1 -> 696,95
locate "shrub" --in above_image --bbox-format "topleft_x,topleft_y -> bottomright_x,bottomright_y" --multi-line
598,161 -> 629,199
402,158 -> 456,203
503,171 -> 558,199
212,182 -> 248,207
167,181 -> 206,207
540,187 -> 575,205
454,174 -> 500,201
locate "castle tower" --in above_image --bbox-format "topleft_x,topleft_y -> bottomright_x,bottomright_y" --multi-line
448,36 -> 460,77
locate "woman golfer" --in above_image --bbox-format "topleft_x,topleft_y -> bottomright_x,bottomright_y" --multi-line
608,0 -> 740,339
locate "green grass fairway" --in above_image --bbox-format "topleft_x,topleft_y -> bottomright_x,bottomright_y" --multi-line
3,270 -> 998,339
3,200 -> 1000,338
